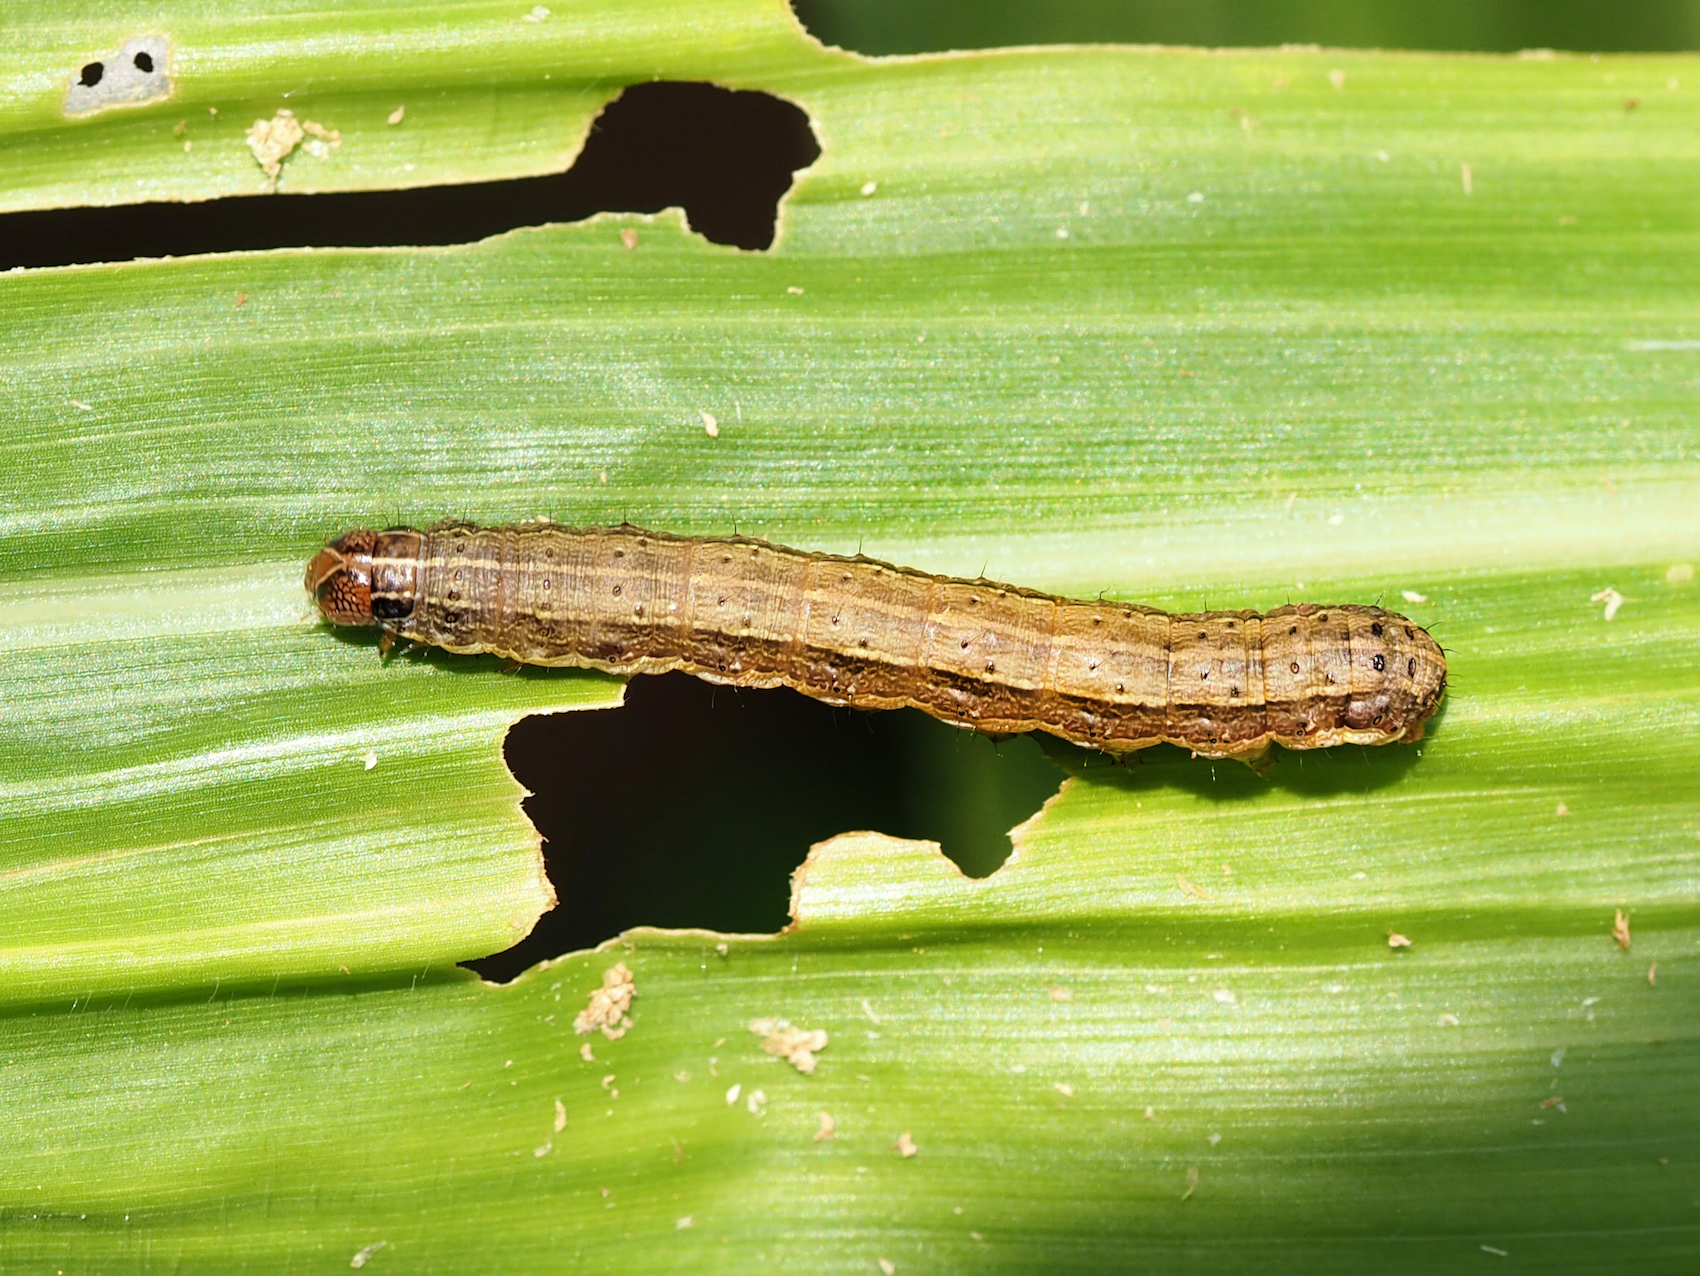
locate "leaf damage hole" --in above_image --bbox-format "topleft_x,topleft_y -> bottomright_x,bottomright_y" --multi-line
11,81 -> 819,269
63,35 -> 171,118
465,671 -> 1064,983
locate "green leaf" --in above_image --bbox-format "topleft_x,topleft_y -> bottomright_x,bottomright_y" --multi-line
2,4 -> 1697,1269
2,0 -> 822,209
792,0 -> 1700,58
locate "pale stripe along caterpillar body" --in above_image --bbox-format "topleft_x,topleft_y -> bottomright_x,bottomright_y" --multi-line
307,521 -> 1446,762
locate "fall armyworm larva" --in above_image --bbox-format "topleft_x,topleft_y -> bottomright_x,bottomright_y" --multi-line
307,521 -> 1446,763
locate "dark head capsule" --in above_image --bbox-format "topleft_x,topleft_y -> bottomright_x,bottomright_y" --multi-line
306,528 -> 422,626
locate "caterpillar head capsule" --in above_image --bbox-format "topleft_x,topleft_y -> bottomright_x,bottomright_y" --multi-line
306,530 -> 378,626
307,528 -> 423,627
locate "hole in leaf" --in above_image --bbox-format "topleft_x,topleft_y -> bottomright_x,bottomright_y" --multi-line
465,671 -> 1064,983
62,35 -> 172,119
4,81 -> 819,269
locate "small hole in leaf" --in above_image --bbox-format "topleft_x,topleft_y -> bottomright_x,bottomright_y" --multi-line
79,62 -> 104,87
132,51 -> 154,73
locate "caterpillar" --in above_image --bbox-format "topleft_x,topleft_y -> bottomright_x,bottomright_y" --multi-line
307,521 -> 1446,764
